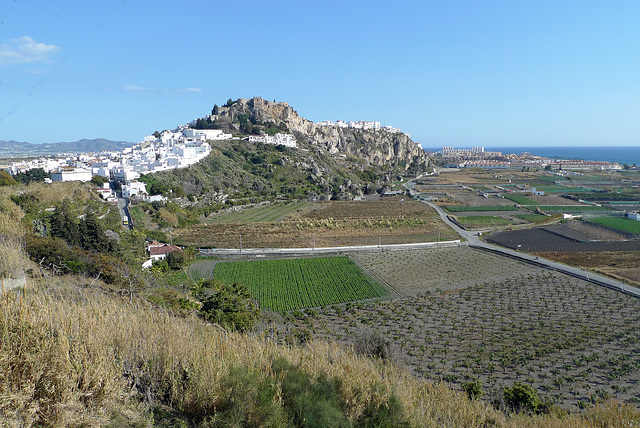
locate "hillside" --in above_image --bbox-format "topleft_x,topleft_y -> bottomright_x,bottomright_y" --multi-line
143,97 -> 430,202
0,138 -> 132,156
2,280 -> 638,427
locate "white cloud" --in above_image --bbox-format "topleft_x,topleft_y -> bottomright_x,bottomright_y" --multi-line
0,36 -> 60,65
122,85 -> 203,94
122,85 -> 154,91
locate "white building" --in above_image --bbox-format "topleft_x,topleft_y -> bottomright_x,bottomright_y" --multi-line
248,133 -> 297,148
122,180 -> 147,198
50,168 -> 93,182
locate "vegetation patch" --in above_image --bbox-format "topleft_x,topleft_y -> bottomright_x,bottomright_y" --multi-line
504,194 -> 539,205
587,216 -> 640,234
456,216 -> 515,227
289,270 -> 640,412
535,205 -> 611,213
515,214 -> 554,224
192,257 -> 388,312
207,201 -> 310,223
443,205 -> 518,212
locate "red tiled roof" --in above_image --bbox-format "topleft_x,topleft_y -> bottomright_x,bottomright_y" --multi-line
149,244 -> 182,256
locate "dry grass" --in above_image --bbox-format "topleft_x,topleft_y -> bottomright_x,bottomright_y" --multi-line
0,181 -> 95,206
0,281 -> 638,427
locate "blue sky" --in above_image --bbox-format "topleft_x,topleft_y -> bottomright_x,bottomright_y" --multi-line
1,1 -> 638,147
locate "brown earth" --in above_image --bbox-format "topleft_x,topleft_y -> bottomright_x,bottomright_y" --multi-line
534,250 -> 640,287
285,200 -> 438,220
172,201 -> 459,248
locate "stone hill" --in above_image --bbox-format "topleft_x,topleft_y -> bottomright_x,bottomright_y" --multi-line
200,97 -> 429,171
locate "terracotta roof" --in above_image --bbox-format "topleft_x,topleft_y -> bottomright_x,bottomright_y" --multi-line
149,244 -> 182,256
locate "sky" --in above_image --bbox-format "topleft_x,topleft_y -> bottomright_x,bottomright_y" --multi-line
0,1 -> 639,148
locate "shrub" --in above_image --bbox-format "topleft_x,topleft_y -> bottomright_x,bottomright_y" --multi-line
194,280 -> 260,332
503,382 -> 549,414
462,380 -> 483,400
354,328 -> 391,360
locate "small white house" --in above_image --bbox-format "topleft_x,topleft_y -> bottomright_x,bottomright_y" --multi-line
50,168 -> 93,182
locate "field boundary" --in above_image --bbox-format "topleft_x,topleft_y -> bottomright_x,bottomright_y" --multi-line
197,240 -> 462,256
348,255 -> 405,298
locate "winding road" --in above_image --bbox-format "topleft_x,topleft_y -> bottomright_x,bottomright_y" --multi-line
421,200 -> 640,299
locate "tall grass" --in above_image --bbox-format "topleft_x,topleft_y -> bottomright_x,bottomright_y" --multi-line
0,283 -> 638,427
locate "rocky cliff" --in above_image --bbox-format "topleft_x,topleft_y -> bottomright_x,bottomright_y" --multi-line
206,97 -> 429,170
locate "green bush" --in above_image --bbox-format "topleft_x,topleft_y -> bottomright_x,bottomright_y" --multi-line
462,380 -> 483,400
503,382 -> 549,414
194,280 -> 260,332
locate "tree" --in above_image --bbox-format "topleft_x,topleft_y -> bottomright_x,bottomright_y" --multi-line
15,168 -> 48,184
49,201 -> 81,247
90,175 -> 107,187
113,260 -> 147,303
212,104 -> 219,115
194,280 -> 260,332
225,98 -> 234,107
166,251 -> 185,270
80,209 -> 110,253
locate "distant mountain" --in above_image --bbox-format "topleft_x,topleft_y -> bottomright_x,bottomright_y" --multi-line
0,138 -> 133,157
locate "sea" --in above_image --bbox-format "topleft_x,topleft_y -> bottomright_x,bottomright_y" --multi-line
426,146 -> 640,166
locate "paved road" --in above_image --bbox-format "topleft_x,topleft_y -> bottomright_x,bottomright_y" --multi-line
421,200 -> 640,299
117,197 -> 132,230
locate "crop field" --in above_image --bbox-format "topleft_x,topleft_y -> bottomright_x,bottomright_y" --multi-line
488,228 -> 640,252
206,201 -> 309,223
536,205 -> 612,213
588,216 -> 640,234
190,257 -> 388,312
514,214 -> 553,223
286,200 -> 437,220
504,194 -> 539,205
534,251 -> 640,287
527,194 -> 586,206
350,247 -> 542,295
173,201 -> 459,248
535,186 -> 594,193
289,270 -> 640,411
443,205 -> 518,212
456,216 -> 515,228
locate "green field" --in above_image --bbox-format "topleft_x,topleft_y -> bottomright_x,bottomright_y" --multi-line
456,216 -> 514,227
514,214 -> 551,223
535,186 -> 593,193
207,201 -> 309,223
588,216 -> 640,234
443,205 -> 518,212
203,257 -> 388,312
503,194 -> 539,205
535,205 -> 610,213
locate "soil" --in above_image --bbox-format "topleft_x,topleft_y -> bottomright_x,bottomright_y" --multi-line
350,247 -> 543,295
286,264 -> 640,412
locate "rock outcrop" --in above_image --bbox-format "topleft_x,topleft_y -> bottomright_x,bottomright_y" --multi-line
209,97 -> 429,170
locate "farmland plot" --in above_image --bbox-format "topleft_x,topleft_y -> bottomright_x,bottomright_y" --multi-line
290,271 -> 640,411
191,257 -> 389,312
350,247 -> 542,295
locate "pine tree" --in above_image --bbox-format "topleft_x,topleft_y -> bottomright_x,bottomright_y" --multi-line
80,209 -> 110,253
